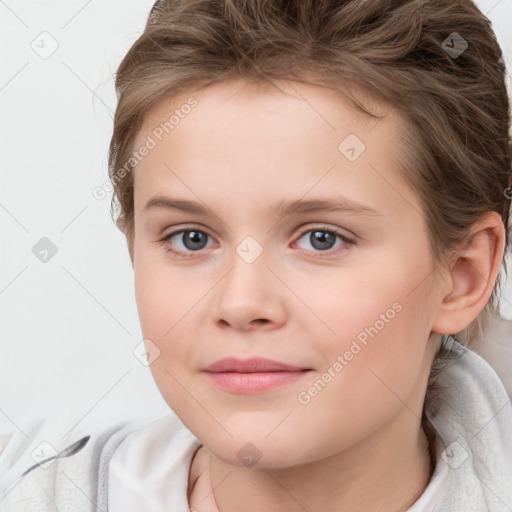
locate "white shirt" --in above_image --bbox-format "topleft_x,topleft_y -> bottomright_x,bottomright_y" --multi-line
108,339 -> 512,511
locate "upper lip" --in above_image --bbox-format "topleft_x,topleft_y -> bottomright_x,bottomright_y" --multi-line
204,357 -> 310,373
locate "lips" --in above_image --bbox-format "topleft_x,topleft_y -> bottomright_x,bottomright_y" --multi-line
204,357 -> 310,373
203,357 -> 312,393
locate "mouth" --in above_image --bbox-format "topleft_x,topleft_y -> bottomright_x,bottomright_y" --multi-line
203,357 -> 313,393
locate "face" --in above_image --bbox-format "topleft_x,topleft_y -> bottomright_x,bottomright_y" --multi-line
132,78 -> 444,469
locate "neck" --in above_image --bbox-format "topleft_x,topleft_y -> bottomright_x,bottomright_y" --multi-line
198,415 -> 434,512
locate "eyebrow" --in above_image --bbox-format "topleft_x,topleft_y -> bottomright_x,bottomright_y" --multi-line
144,195 -> 383,218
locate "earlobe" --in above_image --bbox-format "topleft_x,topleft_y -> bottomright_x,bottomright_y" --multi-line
432,212 -> 505,335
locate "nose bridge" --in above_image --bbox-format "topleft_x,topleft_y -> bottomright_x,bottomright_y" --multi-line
214,235 -> 285,328
223,235 -> 270,301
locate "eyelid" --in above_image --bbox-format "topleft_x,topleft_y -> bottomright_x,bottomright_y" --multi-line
294,224 -> 355,243
160,223 -> 355,241
161,224 -> 215,240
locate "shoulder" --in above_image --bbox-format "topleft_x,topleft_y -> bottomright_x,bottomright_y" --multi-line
464,311 -> 512,398
428,334 -> 512,510
107,411 -> 198,469
105,413 -> 202,511
0,415 -> 146,512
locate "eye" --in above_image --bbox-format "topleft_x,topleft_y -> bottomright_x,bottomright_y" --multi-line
158,225 -> 355,259
293,227 -> 354,256
159,228 -> 216,258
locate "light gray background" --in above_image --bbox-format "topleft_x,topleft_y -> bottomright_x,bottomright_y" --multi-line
1,0 -> 512,438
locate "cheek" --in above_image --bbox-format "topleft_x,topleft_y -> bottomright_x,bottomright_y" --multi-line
308,257 -> 429,345
133,245 -> 196,337
282,278 -> 434,459
308,255 -> 435,396
133,256 -> 206,412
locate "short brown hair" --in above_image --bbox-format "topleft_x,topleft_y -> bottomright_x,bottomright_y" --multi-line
108,0 -> 511,426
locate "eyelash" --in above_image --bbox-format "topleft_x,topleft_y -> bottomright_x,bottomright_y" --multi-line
158,225 -> 355,259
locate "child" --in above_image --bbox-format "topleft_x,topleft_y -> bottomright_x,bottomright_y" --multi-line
1,0 -> 512,510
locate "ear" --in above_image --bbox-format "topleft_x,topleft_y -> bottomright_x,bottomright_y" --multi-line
432,211 -> 506,335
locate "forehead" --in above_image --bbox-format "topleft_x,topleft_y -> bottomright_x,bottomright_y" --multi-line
131,78 -> 420,220
135,78 -> 396,146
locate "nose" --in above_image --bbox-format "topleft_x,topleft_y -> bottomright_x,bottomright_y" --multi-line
213,245 -> 287,332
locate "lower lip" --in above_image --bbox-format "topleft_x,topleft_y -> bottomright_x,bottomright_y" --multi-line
205,370 -> 311,393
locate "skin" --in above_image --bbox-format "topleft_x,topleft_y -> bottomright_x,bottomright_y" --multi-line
130,77 -> 505,511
